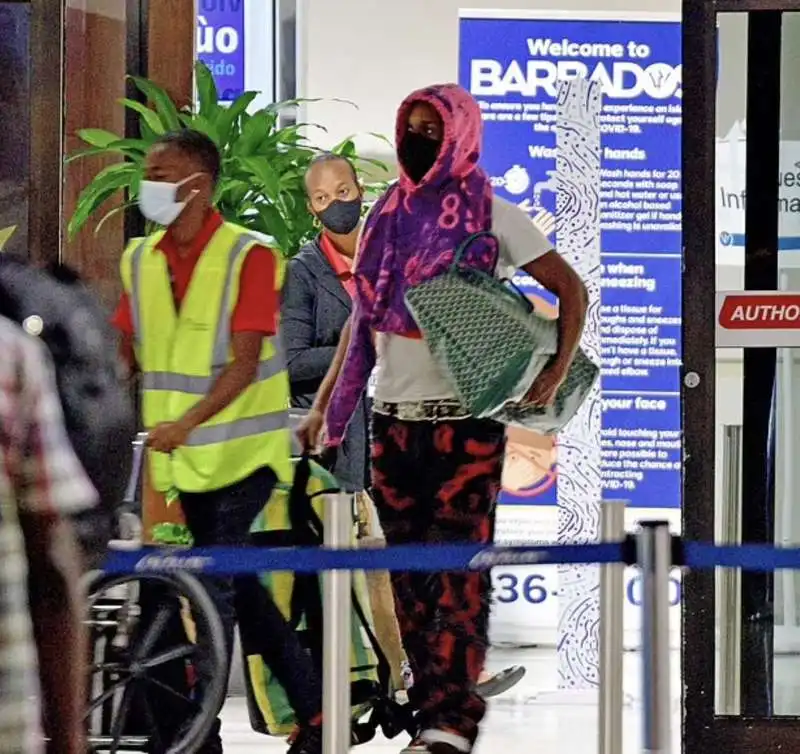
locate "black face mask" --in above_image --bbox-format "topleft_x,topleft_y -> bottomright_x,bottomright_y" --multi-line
398,131 -> 441,183
317,198 -> 362,235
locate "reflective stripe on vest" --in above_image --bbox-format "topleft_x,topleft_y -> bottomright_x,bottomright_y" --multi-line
141,355 -> 285,395
209,234 -> 255,366
183,410 -> 288,447
129,238 -> 148,347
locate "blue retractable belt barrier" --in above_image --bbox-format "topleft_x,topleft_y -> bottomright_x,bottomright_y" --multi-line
101,541 -> 626,576
682,541 -> 800,572
99,539 -> 800,576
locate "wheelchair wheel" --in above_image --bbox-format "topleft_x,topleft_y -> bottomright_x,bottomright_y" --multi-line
83,570 -> 227,754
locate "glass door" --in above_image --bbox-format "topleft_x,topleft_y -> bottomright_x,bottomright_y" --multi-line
683,1 -> 800,750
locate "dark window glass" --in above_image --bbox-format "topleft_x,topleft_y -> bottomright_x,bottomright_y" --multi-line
0,3 -> 30,257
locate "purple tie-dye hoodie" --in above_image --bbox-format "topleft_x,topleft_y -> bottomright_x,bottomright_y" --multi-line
325,83 -> 498,445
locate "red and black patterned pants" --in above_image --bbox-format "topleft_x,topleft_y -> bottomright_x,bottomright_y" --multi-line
370,412 -> 505,745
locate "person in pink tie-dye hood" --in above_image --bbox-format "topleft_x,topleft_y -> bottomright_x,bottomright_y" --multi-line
300,83 -> 587,754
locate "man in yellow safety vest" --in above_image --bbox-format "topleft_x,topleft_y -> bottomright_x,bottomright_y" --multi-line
112,130 -> 323,754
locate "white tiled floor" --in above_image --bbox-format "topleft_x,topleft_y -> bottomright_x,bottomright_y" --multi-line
220,648 -> 683,753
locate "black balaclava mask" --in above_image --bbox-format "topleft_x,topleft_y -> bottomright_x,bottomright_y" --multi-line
317,198 -> 362,235
398,131 -> 441,184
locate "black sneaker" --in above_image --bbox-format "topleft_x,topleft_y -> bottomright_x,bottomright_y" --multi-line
288,722 -> 366,753
287,724 -> 322,754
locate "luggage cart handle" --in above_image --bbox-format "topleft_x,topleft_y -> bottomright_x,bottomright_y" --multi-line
123,432 -> 149,506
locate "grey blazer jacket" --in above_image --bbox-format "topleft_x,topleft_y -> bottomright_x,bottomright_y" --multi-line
281,238 -> 369,492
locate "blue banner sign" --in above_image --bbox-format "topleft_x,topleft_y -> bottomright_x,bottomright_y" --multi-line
459,12 -> 682,509
196,0 -> 245,102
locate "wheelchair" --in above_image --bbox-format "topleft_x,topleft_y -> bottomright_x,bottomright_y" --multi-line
82,432 -> 415,754
83,433 -> 229,753
84,564 -> 227,753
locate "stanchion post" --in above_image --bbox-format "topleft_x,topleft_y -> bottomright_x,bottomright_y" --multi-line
323,492 -> 352,754
599,500 -> 627,754
637,522 -> 672,754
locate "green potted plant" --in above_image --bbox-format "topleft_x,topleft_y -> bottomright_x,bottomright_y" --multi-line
67,62 -> 389,257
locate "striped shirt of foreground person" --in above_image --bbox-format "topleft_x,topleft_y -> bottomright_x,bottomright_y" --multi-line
0,316 -> 97,754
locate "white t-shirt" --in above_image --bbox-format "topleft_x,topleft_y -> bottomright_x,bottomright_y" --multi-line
373,195 -> 554,403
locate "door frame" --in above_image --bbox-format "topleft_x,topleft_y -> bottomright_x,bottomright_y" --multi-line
682,0 -> 800,749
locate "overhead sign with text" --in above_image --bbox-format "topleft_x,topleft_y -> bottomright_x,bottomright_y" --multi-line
196,0 -> 275,108
459,10 -> 682,514
197,0 -> 245,101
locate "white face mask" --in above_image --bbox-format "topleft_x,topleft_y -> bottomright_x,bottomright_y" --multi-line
138,173 -> 202,226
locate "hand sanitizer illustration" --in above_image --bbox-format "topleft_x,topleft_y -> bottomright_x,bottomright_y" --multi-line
503,165 -> 530,196
527,170 -> 557,239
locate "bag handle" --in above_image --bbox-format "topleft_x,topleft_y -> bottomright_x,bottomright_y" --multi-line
450,230 -> 498,272
450,230 -> 534,313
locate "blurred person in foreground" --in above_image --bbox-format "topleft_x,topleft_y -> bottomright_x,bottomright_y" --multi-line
286,152 -> 525,701
0,315 -> 95,754
111,129 -> 323,754
299,84 -> 587,754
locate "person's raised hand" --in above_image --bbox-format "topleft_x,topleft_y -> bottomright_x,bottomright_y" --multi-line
296,407 -> 325,452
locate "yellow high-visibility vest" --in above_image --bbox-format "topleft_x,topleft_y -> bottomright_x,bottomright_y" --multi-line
120,222 -> 291,493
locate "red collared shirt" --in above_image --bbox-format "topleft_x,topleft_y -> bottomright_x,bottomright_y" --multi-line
111,211 -> 278,336
318,233 -> 357,299
318,233 -> 424,340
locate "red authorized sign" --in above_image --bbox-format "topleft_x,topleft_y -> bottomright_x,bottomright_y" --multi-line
716,291 -> 800,347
